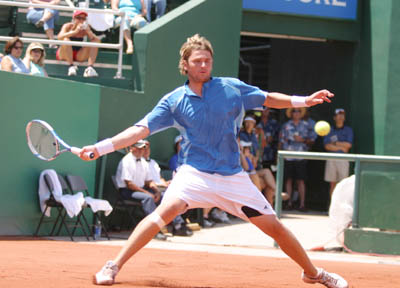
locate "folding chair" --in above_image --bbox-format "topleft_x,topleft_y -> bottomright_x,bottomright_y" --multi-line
65,174 -> 111,240
111,175 -> 144,230
57,175 -> 92,240
34,173 -> 90,241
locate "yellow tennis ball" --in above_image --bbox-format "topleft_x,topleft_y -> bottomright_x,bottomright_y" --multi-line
314,121 -> 331,136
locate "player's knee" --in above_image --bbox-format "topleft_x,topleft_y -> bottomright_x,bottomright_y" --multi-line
148,211 -> 166,229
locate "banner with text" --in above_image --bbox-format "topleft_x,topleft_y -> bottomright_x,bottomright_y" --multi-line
243,0 -> 358,20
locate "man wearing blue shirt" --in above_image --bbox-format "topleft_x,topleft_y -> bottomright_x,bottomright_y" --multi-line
324,108 -> 354,197
279,107 -> 313,212
81,34 -> 347,288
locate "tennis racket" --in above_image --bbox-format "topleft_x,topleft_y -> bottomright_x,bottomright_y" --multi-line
26,119 -> 94,161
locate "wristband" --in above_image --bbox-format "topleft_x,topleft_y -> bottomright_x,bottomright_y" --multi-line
291,95 -> 308,107
95,138 -> 115,156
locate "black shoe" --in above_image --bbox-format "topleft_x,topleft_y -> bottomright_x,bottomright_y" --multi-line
202,218 -> 216,228
284,202 -> 294,211
298,206 -> 308,212
172,225 -> 193,236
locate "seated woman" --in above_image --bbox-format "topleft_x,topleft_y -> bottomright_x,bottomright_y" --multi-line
240,141 -> 262,191
0,37 -> 29,74
26,0 -> 60,48
111,0 -> 148,54
23,42 -> 48,77
56,10 -> 100,77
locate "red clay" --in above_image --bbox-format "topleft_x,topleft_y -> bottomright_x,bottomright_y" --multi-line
0,237 -> 398,288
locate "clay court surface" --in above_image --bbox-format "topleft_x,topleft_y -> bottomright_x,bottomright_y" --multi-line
1,237 -> 399,288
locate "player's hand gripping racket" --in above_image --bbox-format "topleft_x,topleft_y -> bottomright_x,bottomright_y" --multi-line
26,119 -> 94,161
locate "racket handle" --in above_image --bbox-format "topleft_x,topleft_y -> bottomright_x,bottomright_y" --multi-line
70,147 -> 95,159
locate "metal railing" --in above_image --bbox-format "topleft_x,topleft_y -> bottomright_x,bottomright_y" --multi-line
0,0 -> 126,78
274,151 -> 400,227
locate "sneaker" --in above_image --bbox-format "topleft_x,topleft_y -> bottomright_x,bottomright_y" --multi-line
83,66 -> 98,77
302,268 -> 348,288
68,65 -> 78,76
93,260 -> 119,285
35,19 -> 44,28
154,232 -> 167,241
211,209 -> 231,224
203,218 -> 215,228
298,206 -> 308,212
172,224 -> 193,236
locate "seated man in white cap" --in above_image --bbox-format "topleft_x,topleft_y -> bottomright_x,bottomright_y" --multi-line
116,140 -> 192,237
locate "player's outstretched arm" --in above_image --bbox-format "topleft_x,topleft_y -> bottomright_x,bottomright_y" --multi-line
79,125 -> 150,161
264,89 -> 334,108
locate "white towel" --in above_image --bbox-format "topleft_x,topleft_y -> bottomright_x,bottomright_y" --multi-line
84,196 -> 113,216
38,169 -> 84,218
60,192 -> 85,218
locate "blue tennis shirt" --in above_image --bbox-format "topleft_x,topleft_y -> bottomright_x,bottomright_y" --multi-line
136,77 -> 266,175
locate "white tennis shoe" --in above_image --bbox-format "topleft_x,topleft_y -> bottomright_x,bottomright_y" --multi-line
93,260 -> 119,285
83,66 -> 98,77
68,65 -> 78,76
302,268 -> 348,288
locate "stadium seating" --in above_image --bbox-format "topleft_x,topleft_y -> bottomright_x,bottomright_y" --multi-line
0,0 -> 189,90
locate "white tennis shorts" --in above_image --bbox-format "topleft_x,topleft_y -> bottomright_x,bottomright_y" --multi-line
162,165 -> 275,221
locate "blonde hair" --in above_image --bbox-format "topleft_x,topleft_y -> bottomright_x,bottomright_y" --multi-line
178,34 -> 213,75
25,42 -> 46,66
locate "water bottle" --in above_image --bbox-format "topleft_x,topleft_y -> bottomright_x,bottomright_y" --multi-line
94,220 -> 102,240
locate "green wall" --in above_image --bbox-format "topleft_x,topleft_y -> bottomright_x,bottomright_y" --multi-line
0,71 -> 99,235
352,0 -> 400,156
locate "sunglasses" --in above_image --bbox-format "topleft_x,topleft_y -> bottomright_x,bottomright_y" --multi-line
75,16 -> 87,20
13,46 -> 23,50
31,49 -> 43,53
292,110 -> 301,113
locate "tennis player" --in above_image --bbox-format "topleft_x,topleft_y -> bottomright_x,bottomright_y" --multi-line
80,34 -> 348,288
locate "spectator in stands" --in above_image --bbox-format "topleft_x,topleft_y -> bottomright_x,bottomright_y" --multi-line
0,52 -> 3,63
26,0 -> 60,48
239,115 -> 260,166
144,0 -> 166,21
111,0 -> 148,54
57,10 -> 100,77
0,37 -> 29,74
279,107 -> 312,211
324,108 -> 354,197
23,42 -> 48,77
240,140 -> 262,190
